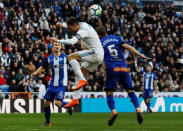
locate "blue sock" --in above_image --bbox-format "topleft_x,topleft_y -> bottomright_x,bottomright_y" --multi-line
44,106 -> 51,123
62,101 -> 68,107
147,102 -> 151,110
107,95 -> 115,111
128,92 -> 139,109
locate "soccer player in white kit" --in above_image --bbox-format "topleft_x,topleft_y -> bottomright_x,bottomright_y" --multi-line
51,17 -> 104,107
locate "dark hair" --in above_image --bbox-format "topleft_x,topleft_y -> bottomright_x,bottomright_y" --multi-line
66,17 -> 79,26
95,26 -> 107,37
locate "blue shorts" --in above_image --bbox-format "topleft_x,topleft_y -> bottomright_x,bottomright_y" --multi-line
105,64 -> 134,91
143,90 -> 153,98
44,86 -> 66,101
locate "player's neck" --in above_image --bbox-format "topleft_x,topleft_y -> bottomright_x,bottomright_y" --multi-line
54,51 -> 61,58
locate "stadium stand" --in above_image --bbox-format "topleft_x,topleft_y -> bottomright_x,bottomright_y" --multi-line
0,0 -> 183,99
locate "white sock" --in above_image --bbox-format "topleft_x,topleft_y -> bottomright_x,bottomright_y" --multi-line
69,59 -> 86,81
74,76 -> 79,86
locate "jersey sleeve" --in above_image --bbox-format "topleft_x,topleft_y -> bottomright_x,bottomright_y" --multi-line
58,37 -> 78,45
75,29 -> 88,40
118,36 -> 126,45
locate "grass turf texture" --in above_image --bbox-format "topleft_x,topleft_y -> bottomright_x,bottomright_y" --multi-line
0,113 -> 183,131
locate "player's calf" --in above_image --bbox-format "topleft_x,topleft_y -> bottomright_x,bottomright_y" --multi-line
64,99 -> 79,108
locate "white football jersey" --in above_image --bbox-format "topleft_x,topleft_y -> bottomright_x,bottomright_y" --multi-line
75,22 -> 104,55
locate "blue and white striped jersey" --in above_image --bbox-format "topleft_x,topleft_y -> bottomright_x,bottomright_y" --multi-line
43,53 -> 68,87
143,72 -> 156,91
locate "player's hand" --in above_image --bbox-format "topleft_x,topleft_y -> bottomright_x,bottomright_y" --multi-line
141,55 -> 151,60
56,22 -> 62,27
50,37 -> 58,42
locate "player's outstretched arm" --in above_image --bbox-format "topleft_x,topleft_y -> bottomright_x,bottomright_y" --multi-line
122,44 -> 151,60
31,66 -> 44,78
50,37 -> 78,45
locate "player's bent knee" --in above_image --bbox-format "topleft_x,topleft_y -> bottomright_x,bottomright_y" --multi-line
106,91 -> 114,95
68,53 -> 81,62
44,100 -> 51,107
81,67 -> 90,75
55,100 -> 62,107
126,89 -> 134,93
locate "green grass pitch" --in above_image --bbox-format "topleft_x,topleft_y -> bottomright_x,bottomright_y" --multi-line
0,112 -> 183,131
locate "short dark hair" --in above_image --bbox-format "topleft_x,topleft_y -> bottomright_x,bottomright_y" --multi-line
95,26 -> 107,37
66,17 -> 79,26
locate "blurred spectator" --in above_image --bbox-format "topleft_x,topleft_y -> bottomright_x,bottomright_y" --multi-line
8,79 -> 17,92
35,79 -> 46,99
6,70 -> 16,85
0,72 -> 6,85
24,60 -> 36,75
17,77 -> 28,92
90,94 -> 95,98
15,68 -> 25,84
1,51 -> 11,67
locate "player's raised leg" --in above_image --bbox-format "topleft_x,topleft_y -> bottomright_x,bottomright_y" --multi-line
54,87 -> 78,114
68,53 -> 87,90
55,100 -> 73,115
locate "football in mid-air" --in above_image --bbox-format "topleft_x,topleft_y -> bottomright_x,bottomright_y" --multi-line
89,4 -> 102,18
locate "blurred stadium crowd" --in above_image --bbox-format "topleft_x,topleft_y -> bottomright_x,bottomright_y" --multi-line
0,0 -> 183,94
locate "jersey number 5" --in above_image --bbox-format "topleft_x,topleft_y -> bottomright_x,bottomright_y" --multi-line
107,44 -> 118,56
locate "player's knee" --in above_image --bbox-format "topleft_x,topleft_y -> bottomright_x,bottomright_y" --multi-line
126,89 -> 134,93
81,67 -> 90,75
55,100 -> 62,107
106,91 -> 114,95
68,53 -> 81,62
44,100 -> 51,107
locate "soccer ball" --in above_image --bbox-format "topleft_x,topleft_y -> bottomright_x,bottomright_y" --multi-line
89,4 -> 102,18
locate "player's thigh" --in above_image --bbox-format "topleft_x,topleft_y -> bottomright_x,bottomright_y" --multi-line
44,87 -> 56,102
143,90 -> 148,99
79,49 -> 101,63
81,67 -> 90,76
119,72 -> 134,90
44,99 -> 51,107
54,99 -> 62,107
147,91 -> 153,98
55,86 -> 66,101
68,52 -> 82,62
105,68 -> 120,91
81,61 -> 101,72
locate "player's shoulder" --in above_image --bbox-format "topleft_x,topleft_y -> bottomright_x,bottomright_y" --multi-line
79,22 -> 88,28
60,53 -> 68,58
151,72 -> 156,76
47,54 -> 54,59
